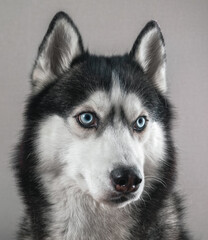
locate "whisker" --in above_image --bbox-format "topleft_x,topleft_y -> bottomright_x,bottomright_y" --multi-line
143,189 -> 152,201
145,176 -> 167,188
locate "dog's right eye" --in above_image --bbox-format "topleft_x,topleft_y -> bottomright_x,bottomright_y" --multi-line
77,112 -> 98,128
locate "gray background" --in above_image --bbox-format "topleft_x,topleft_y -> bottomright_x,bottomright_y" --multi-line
0,0 -> 207,239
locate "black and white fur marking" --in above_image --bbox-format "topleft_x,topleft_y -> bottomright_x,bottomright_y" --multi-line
13,12 -> 191,240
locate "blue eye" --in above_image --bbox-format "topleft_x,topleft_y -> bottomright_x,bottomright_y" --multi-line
134,116 -> 147,131
78,112 -> 97,128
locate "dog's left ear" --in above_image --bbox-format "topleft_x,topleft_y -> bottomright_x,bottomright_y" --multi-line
130,21 -> 167,93
31,12 -> 84,92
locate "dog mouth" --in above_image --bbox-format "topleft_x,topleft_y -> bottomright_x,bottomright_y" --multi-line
105,193 -> 136,205
109,195 -> 131,204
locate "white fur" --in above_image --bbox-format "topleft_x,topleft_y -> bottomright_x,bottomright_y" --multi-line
134,27 -> 167,93
136,28 -> 157,72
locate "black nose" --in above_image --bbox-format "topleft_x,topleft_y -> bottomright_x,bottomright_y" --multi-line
110,167 -> 142,193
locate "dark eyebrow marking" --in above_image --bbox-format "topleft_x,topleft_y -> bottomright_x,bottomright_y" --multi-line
120,107 -> 128,126
120,107 -> 134,136
107,106 -> 115,126
95,106 -> 115,136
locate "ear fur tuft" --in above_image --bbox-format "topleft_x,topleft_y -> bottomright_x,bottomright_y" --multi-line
31,11 -> 84,93
130,21 -> 167,93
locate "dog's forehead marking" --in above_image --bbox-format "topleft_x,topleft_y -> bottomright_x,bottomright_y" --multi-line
110,71 -> 124,105
72,71 -> 146,121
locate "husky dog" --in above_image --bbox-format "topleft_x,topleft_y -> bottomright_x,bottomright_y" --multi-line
13,12 -> 191,240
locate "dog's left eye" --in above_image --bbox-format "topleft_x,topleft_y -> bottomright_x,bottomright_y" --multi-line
77,112 -> 98,128
134,116 -> 147,132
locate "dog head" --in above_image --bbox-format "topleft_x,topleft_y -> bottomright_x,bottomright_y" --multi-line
28,12 -> 171,207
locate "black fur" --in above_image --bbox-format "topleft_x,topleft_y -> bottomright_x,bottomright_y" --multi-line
13,12 -> 192,239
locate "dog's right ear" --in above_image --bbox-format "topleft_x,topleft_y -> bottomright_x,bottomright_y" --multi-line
31,12 -> 84,92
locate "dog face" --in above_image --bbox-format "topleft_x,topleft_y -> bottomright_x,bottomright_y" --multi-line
29,12 -> 169,207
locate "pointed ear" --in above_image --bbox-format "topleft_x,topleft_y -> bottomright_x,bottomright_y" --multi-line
130,21 -> 167,93
31,12 -> 84,92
